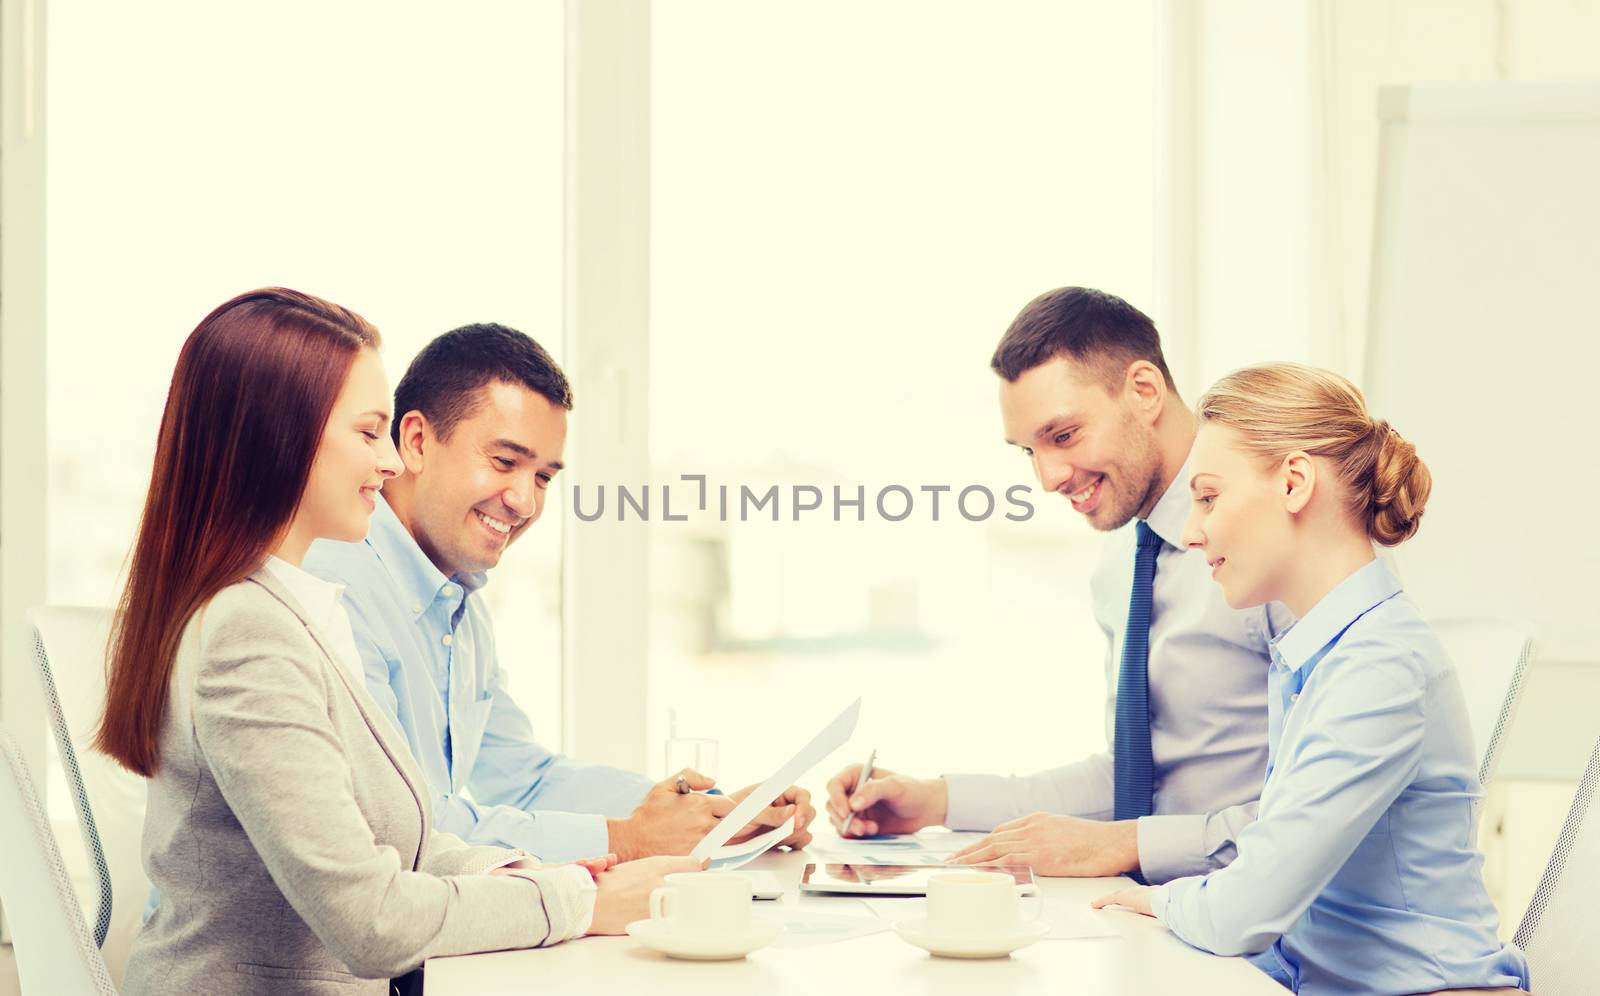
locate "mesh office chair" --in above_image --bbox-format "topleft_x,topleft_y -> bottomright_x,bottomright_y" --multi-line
29,606 -> 149,985
1513,735 -> 1600,996
0,724 -> 119,995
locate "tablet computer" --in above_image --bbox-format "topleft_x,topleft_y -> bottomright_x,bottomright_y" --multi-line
798,863 -> 1037,897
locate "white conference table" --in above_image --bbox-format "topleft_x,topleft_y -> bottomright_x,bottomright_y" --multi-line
425,842 -> 1286,995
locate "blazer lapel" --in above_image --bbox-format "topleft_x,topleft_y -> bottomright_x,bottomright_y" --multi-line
245,566 -> 434,843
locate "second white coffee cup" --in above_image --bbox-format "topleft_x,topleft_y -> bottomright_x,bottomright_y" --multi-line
925,870 -> 1030,936
648,872 -> 754,935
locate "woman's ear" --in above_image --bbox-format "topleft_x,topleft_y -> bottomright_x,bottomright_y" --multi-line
1282,451 -> 1315,515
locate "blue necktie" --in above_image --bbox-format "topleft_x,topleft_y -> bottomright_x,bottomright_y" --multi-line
1113,520 -> 1162,823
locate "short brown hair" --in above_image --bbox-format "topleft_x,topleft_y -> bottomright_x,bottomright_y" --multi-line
392,322 -> 572,446
990,286 -> 1175,391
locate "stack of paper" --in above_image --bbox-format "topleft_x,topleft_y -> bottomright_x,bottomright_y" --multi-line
707,817 -> 795,871
690,698 -> 862,866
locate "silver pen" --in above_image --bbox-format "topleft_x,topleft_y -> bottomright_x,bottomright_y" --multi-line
839,748 -> 877,837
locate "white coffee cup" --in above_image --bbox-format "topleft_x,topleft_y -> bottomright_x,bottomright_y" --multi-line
925,870 -> 1029,936
648,872 -> 753,935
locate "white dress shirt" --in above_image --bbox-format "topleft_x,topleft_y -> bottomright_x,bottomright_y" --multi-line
943,451 -> 1293,882
262,555 -> 367,686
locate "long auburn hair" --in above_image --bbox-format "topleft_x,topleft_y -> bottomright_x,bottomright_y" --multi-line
96,288 -> 381,776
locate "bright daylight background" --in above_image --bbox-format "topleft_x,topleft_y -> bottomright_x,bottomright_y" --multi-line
25,3 -> 1600,954
645,2 -> 1151,780
48,0 -> 1150,787
47,2 -> 568,739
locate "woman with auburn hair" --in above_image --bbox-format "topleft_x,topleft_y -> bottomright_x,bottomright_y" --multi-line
1092,363 -> 1529,995
101,289 -> 691,996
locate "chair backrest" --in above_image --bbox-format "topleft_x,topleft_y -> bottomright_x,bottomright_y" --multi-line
29,606 -> 149,986
1514,735 -> 1600,996
1431,617 -> 1535,787
0,724 -> 119,995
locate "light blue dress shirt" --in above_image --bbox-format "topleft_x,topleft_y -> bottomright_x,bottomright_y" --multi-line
304,496 -> 653,863
1151,559 -> 1530,994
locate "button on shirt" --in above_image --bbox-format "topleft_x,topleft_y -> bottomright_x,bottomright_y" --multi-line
305,496 -> 654,863
944,453 -> 1292,882
1151,559 -> 1530,995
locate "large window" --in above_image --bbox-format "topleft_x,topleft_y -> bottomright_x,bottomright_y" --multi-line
45,2 -> 568,741
648,2 -> 1156,782
43,0 -> 1157,796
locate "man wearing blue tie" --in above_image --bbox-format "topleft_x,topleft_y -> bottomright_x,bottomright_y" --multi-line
825,287 -> 1291,885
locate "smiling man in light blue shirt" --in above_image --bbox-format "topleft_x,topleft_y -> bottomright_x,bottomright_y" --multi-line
307,323 -> 814,863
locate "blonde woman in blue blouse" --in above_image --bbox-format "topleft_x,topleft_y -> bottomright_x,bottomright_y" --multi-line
1093,363 -> 1528,995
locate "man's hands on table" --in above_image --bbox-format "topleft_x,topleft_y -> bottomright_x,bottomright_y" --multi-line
607,768 -> 815,860
947,813 -> 1140,877
823,763 -> 948,837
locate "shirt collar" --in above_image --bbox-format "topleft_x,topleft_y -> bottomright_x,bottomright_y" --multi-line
262,555 -> 348,635
1270,557 -> 1402,672
365,494 -> 489,615
1139,449 -> 1195,548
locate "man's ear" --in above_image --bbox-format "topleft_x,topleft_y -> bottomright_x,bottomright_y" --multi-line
1124,360 -> 1167,424
396,410 -> 430,475
1283,451 -> 1315,515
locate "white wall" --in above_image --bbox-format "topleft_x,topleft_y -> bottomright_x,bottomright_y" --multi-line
1160,0 -> 1600,934
1,0 -> 51,914
1162,0 -> 1600,387
1158,0 -> 1323,389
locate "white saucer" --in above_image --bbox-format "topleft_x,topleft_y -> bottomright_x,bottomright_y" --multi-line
625,918 -> 784,960
892,918 -> 1050,959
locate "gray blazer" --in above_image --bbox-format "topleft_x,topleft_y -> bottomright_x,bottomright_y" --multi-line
123,567 -> 585,996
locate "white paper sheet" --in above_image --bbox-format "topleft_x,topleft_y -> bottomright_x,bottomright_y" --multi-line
825,834 -> 923,847
706,816 -> 796,870
1034,897 -> 1124,941
857,896 -> 928,921
807,829 -> 988,866
810,849 -> 949,866
752,908 -> 891,949
690,698 -> 862,860
857,896 -> 1123,940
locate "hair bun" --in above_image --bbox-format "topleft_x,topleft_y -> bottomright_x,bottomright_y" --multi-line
1368,421 -> 1431,546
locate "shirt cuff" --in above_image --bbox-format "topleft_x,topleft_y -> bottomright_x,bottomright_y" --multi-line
1149,883 -> 1171,922
482,850 -> 535,874
510,810 -> 612,864
1136,813 -> 1209,884
552,865 -> 597,939
940,773 -> 1018,831
496,864 -> 598,942
501,855 -> 547,871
